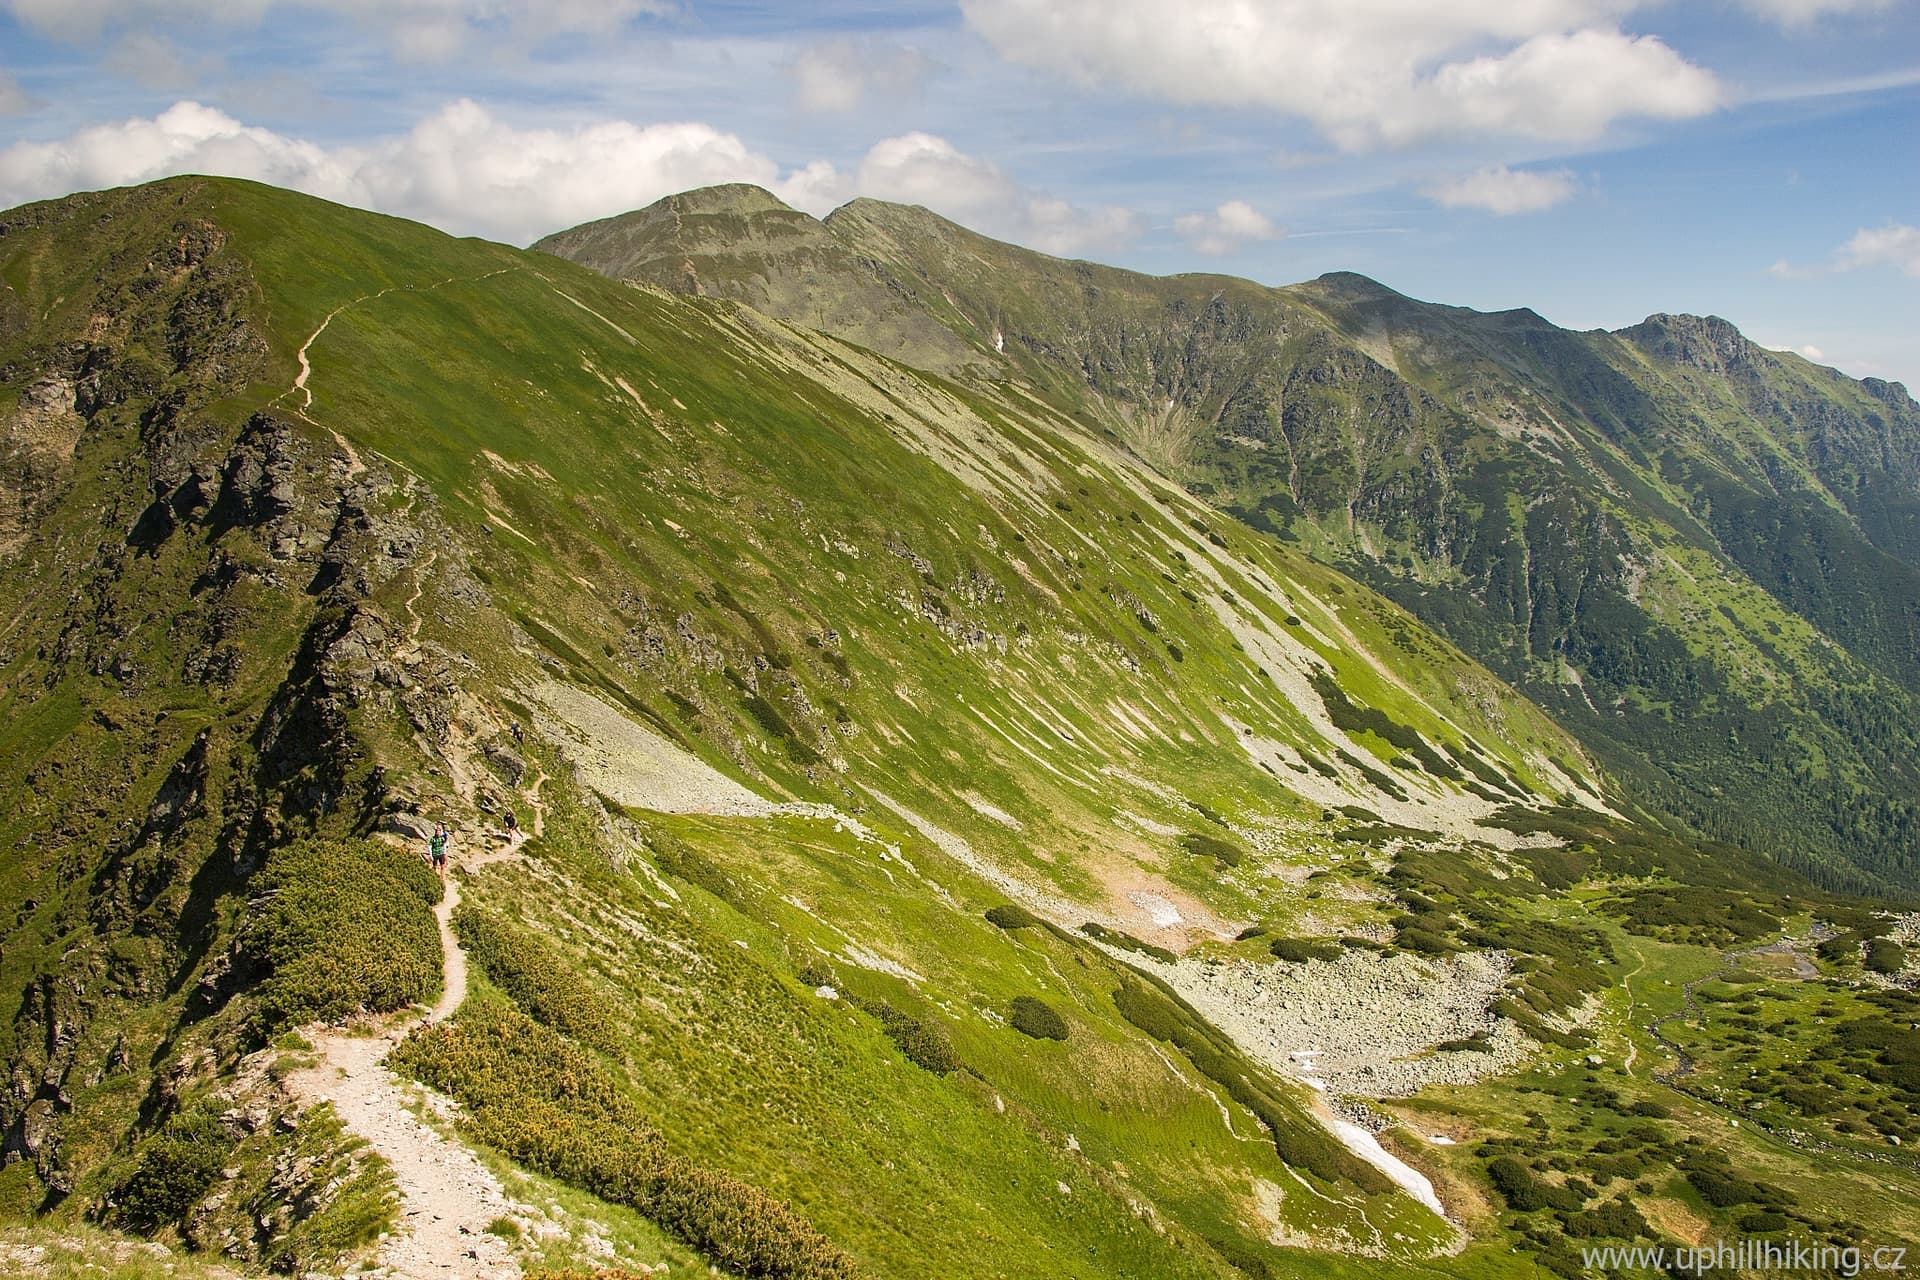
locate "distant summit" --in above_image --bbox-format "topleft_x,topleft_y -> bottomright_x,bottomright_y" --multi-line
534,186 -> 978,373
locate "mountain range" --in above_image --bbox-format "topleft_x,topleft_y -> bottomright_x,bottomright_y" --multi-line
0,175 -> 1915,1280
539,183 -> 1920,895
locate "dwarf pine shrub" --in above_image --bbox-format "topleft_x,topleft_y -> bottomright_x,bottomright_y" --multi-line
394,1003 -> 858,1279
237,837 -> 442,1035
1009,996 -> 1068,1041
984,904 -> 1039,930
1269,937 -> 1340,964
453,905 -> 620,1050
102,1104 -> 236,1234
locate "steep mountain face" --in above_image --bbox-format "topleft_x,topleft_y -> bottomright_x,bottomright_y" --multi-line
542,189 -> 1920,892
5,178 -> 1919,1280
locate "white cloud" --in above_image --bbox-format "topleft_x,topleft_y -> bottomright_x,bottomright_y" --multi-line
5,0 -> 669,58
1773,224 -> 1920,281
1835,223 -> 1920,278
1175,200 -> 1283,255
0,101 -> 364,208
1423,165 -> 1580,215
853,131 -> 1139,256
959,0 -> 1722,148
0,100 -> 785,245
0,104 -> 1141,258
1734,0 -> 1894,24
789,36 -> 932,114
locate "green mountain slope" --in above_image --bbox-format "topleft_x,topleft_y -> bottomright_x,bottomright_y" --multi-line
540,188 -> 1920,893
4,178 -> 1918,1280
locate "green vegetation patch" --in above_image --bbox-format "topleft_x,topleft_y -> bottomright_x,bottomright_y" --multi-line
1077,922 -> 1177,964
1179,831 -> 1249,869
1007,995 -> 1069,1041
395,1002 -> 857,1280
1269,937 -> 1341,964
1110,977 -> 1391,1195
454,904 -> 621,1051
982,904 -> 1039,930
234,837 -> 443,1036
1866,938 -> 1908,975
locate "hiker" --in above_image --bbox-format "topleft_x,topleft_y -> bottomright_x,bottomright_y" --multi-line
504,809 -> 518,836
510,720 -> 523,743
429,823 -> 450,876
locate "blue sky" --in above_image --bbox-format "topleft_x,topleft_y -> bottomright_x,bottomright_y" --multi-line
2,0 -> 1915,385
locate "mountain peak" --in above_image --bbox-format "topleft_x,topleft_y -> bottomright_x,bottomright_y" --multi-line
654,182 -> 796,217
1616,311 -> 1773,374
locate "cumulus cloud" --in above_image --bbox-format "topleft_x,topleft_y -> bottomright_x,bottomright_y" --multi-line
0,100 -> 784,244
1773,224 -> 1920,281
789,36 -> 933,114
5,0 -> 668,58
1835,223 -> 1920,278
1423,165 -> 1580,215
852,131 -> 1140,256
1175,200 -> 1283,255
959,0 -> 1723,148
0,101 -> 363,207
0,103 -> 1141,257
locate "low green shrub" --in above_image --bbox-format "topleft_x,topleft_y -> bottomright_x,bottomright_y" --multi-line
1078,922 -> 1177,963
1561,1199 -> 1649,1239
1009,996 -> 1069,1041
453,905 -> 620,1050
1486,1156 -> 1580,1213
984,904 -> 1039,930
1179,831 -> 1248,869
862,1000 -> 960,1074
236,837 -> 443,1036
102,1105 -> 237,1234
1269,937 -> 1340,964
1866,938 -> 1908,975
395,1003 -> 857,1280
1435,1035 -> 1492,1053
1686,1167 -> 1767,1208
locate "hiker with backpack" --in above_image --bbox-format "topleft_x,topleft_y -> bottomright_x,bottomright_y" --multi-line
428,824 -> 450,877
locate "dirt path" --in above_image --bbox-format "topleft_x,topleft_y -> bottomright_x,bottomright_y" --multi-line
287,856 -> 526,1278
282,268 -> 521,416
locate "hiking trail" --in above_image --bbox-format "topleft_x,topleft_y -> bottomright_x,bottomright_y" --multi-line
285,841 -> 528,1278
